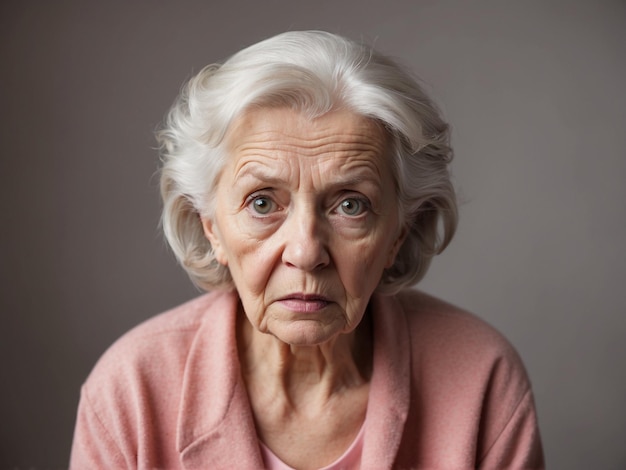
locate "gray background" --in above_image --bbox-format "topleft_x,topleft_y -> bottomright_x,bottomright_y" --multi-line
1,0 -> 625,468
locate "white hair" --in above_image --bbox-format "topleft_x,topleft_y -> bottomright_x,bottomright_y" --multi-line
157,30 -> 457,294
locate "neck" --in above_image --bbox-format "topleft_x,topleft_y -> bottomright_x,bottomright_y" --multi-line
237,306 -> 372,410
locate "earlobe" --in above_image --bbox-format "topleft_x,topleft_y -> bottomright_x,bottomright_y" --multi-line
201,217 -> 228,266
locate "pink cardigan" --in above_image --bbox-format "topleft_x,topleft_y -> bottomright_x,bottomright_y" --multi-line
70,290 -> 544,469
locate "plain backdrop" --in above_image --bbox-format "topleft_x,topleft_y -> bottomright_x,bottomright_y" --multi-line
1,0 -> 625,468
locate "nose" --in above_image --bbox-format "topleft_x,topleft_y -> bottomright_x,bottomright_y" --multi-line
281,204 -> 330,271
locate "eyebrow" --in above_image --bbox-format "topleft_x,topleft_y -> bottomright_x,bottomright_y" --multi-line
234,164 -> 385,192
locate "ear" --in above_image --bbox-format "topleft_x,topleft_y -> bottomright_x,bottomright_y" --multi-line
385,224 -> 408,269
201,217 -> 228,266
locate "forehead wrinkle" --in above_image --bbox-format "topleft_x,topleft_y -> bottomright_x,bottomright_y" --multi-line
324,154 -> 385,183
230,142 -> 389,189
232,157 -> 289,185
224,107 -> 391,186
233,135 -> 385,160
230,155 -> 387,198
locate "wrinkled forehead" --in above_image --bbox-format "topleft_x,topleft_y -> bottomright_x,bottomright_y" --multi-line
218,107 -> 397,196
223,106 -> 389,156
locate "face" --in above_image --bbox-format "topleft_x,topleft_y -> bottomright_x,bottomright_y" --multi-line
202,108 -> 406,346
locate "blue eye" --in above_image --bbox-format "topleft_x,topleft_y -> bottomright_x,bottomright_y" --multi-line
250,196 -> 275,215
338,197 -> 366,216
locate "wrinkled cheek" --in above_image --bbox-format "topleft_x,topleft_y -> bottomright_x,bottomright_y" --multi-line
240,299 -> 264,332
248,257 -> 276,297
230,253 -> 276,316
344,253 -> 385,300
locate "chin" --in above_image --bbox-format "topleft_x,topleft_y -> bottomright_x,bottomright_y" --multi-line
269,322 -> 343,347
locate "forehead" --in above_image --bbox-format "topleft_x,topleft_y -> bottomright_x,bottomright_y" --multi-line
224,107 -> 388,161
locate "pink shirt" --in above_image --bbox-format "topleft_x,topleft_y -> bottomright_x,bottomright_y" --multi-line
260,421 -> 365,470
70,289 -> 544,468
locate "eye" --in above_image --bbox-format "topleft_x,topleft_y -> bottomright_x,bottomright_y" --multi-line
248,195 -> 276,215
337,197 -> 367,217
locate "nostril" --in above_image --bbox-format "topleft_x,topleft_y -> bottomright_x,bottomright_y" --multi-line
282,237 -> 330,272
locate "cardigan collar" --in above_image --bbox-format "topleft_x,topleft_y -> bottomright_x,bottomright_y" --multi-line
362,293 -> 411,469
176,291 -> 410,469
176,290 -> 263,468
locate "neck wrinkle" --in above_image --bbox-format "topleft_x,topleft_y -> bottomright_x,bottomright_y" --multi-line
237,305 -> 372,409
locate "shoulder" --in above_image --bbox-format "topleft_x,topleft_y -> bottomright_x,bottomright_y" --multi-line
71,290 -> 239,466
394,289 -> 520,363
385,291 -> 544,467
388,289 -> 532,402
83,290 -> 235,394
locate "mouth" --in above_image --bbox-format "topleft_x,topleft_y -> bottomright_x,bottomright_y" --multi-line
276,293 -> 332,313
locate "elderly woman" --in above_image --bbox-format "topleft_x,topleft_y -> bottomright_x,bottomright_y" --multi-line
70,31 -> 544,469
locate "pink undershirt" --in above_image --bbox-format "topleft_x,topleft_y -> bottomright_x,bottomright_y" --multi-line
259,421 -> 365,470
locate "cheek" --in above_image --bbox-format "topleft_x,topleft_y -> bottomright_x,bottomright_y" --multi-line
339,229 -> 400,294
226,239 -> 278,297
336,244 -> 382,294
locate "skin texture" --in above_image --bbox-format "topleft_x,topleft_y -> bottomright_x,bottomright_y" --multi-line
201,107 -> 406,468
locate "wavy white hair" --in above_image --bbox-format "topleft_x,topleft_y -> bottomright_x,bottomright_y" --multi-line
157,30 -> 457,294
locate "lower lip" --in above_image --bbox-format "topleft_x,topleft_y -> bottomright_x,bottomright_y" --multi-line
278,299 -> 330,313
